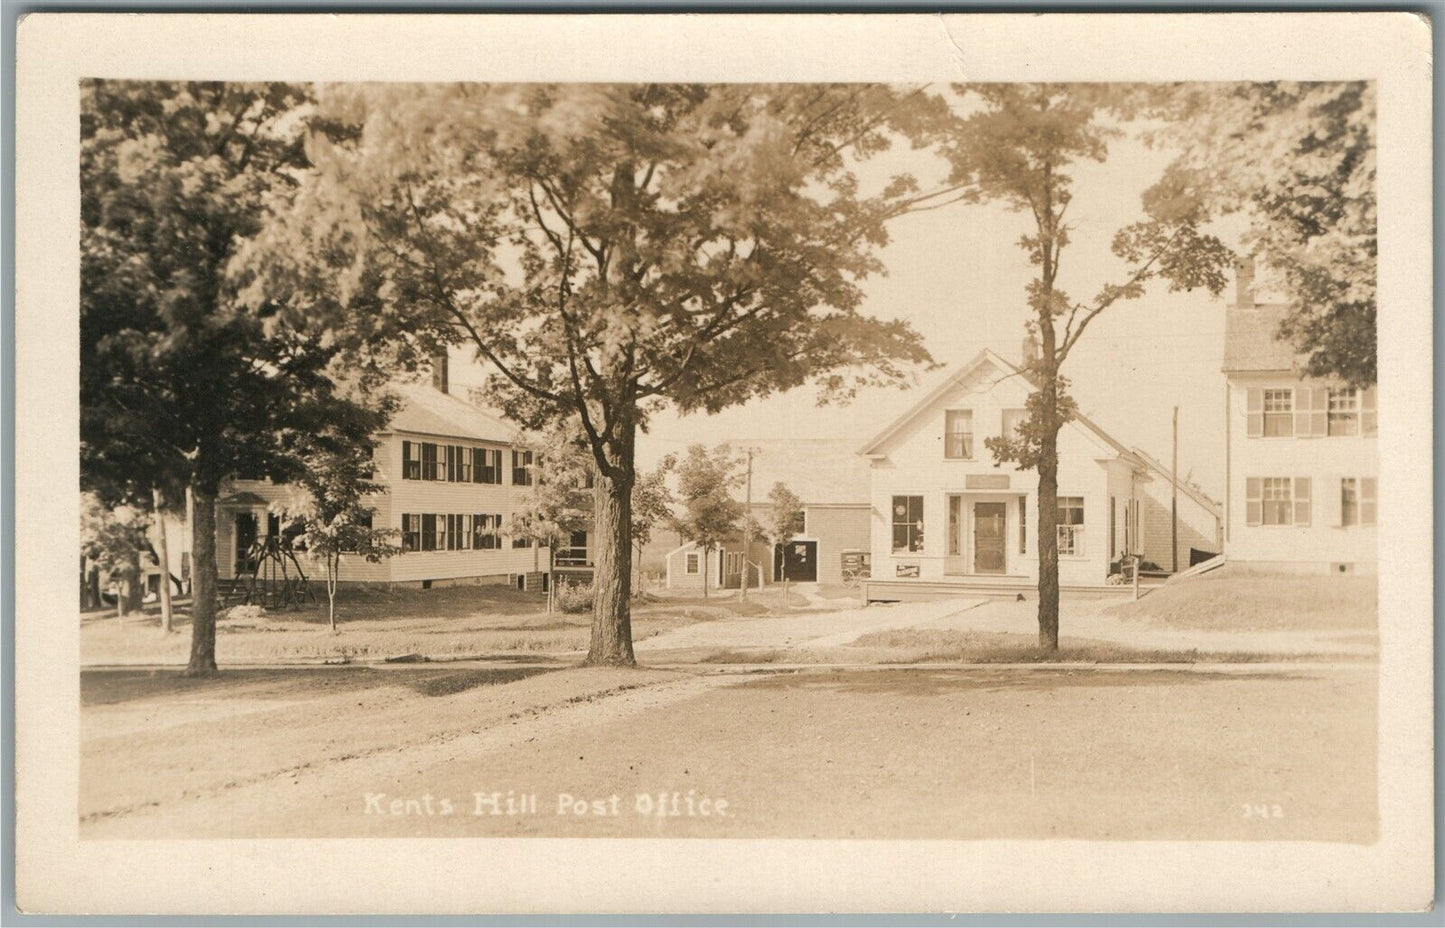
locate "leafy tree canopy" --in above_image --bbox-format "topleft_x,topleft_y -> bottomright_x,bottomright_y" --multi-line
1145,81 -> 1376,385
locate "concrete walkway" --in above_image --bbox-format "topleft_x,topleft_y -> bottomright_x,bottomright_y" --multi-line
635,597 -> 985,652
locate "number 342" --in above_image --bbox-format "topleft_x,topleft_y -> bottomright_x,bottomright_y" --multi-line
1242,803 -> 1284,819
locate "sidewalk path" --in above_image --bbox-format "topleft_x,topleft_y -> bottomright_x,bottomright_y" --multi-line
636,597 -> 984,652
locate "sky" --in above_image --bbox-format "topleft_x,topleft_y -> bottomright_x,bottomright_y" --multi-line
450,121 -> 1246,502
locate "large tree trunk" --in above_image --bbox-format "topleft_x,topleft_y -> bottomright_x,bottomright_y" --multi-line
117,549 -> 143,619
327,553 -> 339,633
586,438 -> 636,667
153,489 -> 174,634
1036,427 -> 1061,651
186,484 -> 219,675
1036,316 -> 1062,651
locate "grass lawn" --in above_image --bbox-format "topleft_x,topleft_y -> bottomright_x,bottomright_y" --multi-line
81,584 -> 810,666
1102,564 -> 1377,632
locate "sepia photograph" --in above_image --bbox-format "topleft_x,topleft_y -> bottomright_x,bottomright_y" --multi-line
13,11 -> 1435,915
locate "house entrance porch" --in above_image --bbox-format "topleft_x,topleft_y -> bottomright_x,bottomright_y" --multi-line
943,492 -> 1030,579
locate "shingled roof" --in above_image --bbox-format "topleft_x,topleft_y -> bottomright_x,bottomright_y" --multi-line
725,438 -> 872,507
384,383 -> 519,444
1222,303 -> 1302,373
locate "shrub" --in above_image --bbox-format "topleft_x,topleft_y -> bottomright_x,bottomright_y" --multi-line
223,603 -> 267,622
554,580 -> 594,614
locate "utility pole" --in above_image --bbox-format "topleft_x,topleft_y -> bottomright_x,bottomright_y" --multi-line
740,448 -> 755,600
1171,405 -> 1179,574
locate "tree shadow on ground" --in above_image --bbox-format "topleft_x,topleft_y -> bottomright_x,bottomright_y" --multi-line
739,667 -> 1311,697
80,665 -> 556,706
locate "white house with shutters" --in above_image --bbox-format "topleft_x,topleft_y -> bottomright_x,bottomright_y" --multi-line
1223,268 -> 1378,572
164,362 -> 555,593
858,346 -> 1158,601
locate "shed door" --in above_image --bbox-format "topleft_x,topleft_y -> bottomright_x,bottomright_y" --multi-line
774,541 -> 817,582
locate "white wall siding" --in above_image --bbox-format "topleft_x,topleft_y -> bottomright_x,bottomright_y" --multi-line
1226,375 -> 1378,568
866,359 -> 1121,587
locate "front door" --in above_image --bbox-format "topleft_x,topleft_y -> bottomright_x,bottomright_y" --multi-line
234,512 -> 259,576
973,502 -> 1007,574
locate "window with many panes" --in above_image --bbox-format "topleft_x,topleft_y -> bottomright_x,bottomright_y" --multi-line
1328,388 -> 1359,436
1246,477 -> 1311,526
685,552 -> 700,574
402,514 -> 421,552
420,443 -> 440,481
1261,477 -> 1292,525
443,513 -> 465,550
453,446 -> 473,482
891,496 -> 924,553
471,513 -> 502,549
1341,478 -> 1359,526
512,450 -> 534,485
473,447 -> 502,484
1263,389 -> 1294,437
944,410 -> 973,459
1057,497 -> 1085,556
402,441 -> 422,480
1340,477 -> 1378,527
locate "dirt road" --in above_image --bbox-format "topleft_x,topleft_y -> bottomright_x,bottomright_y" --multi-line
82,661 -> 1376,842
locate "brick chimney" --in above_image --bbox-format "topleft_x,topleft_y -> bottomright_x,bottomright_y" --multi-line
1234,256 -> 1256,307
430,350 -> 449,395
1021,333 -> 1040,367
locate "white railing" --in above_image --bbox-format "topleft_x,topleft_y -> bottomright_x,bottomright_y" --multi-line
555,548 -> 591,567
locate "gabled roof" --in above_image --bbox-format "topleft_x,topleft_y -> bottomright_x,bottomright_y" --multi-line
216,491 -> 268,507
383,383 -> 519,444
857,350 -> 1011,456
857,348 -> 1144,467
1222,303 -> 1301,374
1130,447 -> 1223,517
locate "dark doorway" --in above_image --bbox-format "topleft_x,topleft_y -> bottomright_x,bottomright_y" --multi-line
234,512 -> 259,576
774,540 -> 818,583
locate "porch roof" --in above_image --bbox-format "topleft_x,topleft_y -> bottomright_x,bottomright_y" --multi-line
216,491 -> 268,507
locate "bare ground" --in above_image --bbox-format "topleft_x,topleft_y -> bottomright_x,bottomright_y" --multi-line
81,661 -> 1377,842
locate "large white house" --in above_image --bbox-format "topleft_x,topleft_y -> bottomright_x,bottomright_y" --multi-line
1222,267 -> 1378,573
154,364 -> 554,594
858,346 -> 1159,601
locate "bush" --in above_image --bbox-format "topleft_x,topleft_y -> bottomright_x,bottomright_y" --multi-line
554,581 -> 594,614
223,603 -> 267,622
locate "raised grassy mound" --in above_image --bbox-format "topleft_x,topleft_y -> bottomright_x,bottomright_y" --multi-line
1104,564 -> 1376,632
